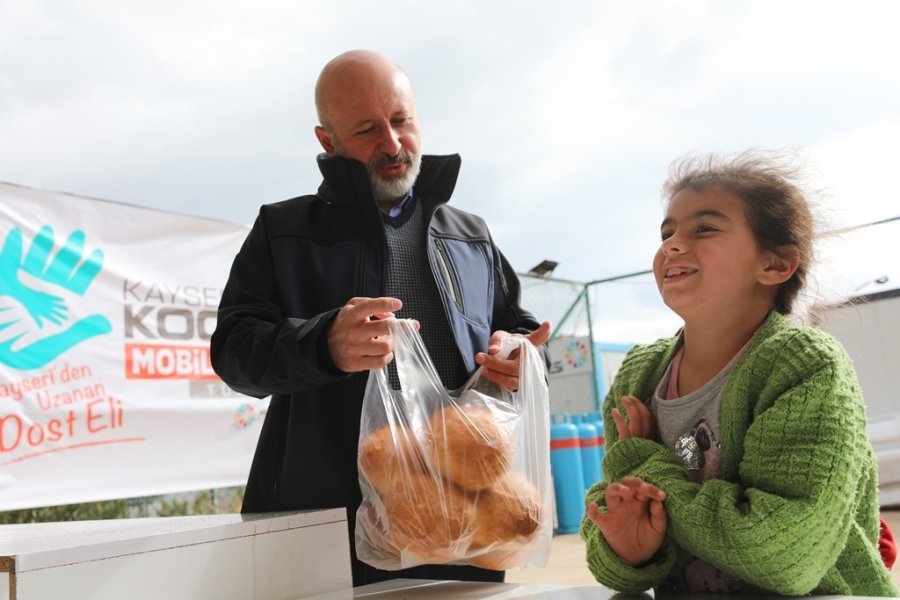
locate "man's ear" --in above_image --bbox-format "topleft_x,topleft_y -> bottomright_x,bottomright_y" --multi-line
314,125 -> 336,156
759,245 -> 800,286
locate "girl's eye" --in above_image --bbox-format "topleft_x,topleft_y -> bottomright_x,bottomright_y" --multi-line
660,230 -> 673,241
696,223 -> 718,234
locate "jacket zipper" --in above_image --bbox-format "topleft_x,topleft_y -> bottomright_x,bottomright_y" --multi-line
433,238 -> 464,313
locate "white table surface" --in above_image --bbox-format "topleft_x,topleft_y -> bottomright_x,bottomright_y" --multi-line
0,509 -> 345,572
305,579 -> 611,600
303,578 -> 893,600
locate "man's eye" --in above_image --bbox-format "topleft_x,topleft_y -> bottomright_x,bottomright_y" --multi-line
354,127 -> 375,136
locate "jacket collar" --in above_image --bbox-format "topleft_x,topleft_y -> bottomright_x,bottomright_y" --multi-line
315,153 -> 462,207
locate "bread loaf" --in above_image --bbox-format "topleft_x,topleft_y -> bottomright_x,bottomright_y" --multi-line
359,424 -> 427,494
383,472 -> 474,563
426,405 -> 513,491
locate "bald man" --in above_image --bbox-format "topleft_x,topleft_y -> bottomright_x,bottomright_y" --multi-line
211,50 -> 549,587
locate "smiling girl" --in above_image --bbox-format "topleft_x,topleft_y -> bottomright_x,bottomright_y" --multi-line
580,153 -> 898,596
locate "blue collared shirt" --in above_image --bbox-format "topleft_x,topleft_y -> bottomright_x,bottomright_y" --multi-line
380,189 -> 414,218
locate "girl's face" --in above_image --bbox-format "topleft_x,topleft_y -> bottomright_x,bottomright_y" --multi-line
653,187 -> 775,321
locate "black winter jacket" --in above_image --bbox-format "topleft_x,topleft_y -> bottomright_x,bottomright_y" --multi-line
210,153 -> 539,520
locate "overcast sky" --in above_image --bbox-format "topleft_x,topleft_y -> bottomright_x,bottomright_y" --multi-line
2,0 -> 898,335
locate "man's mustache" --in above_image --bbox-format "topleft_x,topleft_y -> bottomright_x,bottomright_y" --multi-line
369,150 -> 413,170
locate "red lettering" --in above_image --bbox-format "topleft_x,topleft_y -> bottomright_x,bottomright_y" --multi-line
45,418 -> 63,443
0,414 -> 23,452
125,343 -> 218,380
86,399 -> 107,433
26,422 -> 45,446
66,410 -> 77,436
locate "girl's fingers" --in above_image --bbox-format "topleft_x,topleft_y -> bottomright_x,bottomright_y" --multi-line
604,483 -> 622,505
611,407 -> 630,439
622,396 -> 650,438
649,499 -> 668,533
615,395 -> 655,440
620,476 -> 667,502
637,485 -> 667,503
606,482 -> 637,503
586,502 -> 607,527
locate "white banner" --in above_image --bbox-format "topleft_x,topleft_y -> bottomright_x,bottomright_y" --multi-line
0,182 -> 266,511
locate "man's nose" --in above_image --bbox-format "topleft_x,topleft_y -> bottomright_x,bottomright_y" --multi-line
378,127 -> 402,156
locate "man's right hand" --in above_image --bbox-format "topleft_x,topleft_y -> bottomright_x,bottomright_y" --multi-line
327,297 -> 407,373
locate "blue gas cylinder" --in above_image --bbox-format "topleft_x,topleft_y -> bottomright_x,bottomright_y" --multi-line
550,415 -> 585,533
577,418 -> 603,491
586,411 -> 606,469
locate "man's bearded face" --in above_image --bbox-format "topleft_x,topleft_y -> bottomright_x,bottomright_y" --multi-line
366,148 -> 422,204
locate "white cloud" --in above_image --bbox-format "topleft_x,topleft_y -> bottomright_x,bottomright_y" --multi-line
0,0 -> 898,295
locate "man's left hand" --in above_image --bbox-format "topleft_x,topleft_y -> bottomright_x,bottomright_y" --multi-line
474,321 -> 551,390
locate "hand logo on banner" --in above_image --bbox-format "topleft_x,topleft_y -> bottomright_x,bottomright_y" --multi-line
0,226 -> 112,370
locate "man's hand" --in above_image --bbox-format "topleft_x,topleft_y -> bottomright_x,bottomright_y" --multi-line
611,395 -> 657,440
474,321 -> 551,390
327,297 -> 415,373
586,476 -> 667,567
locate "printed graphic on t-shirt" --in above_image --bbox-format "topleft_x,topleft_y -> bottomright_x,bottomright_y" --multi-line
671,555 -> 734,593
669,418 -> 736,592
673,418 -> 721,483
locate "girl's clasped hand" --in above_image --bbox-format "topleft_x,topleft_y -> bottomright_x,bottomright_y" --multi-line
586,395 -> 666,566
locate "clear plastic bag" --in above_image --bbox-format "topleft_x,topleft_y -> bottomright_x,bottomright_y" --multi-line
355,318 -> 552,571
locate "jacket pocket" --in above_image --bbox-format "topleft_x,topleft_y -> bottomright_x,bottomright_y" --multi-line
432,237 -> 493,327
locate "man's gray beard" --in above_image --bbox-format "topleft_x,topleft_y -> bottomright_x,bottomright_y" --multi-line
369,150 -> 422,205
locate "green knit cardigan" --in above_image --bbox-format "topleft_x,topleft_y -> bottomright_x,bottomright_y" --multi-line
580,311 -> 898,596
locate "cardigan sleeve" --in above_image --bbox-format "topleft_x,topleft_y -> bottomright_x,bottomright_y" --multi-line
580,477 -> 679,592
580,341 -> 678,592
601,330 -> 878,596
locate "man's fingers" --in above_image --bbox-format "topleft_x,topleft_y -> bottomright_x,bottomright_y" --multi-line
484,330 -> 506,355
487,321 -> 550,356
360,318 -> 393,339
527,321 -> 552,347
478,365 -> 519,390
356,335 -> 393,356
345,296 -> 403,319
352,352 -> 395,371
328,298 -> 405,373
331,313 -> 393,344
477,353 -> 519,376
